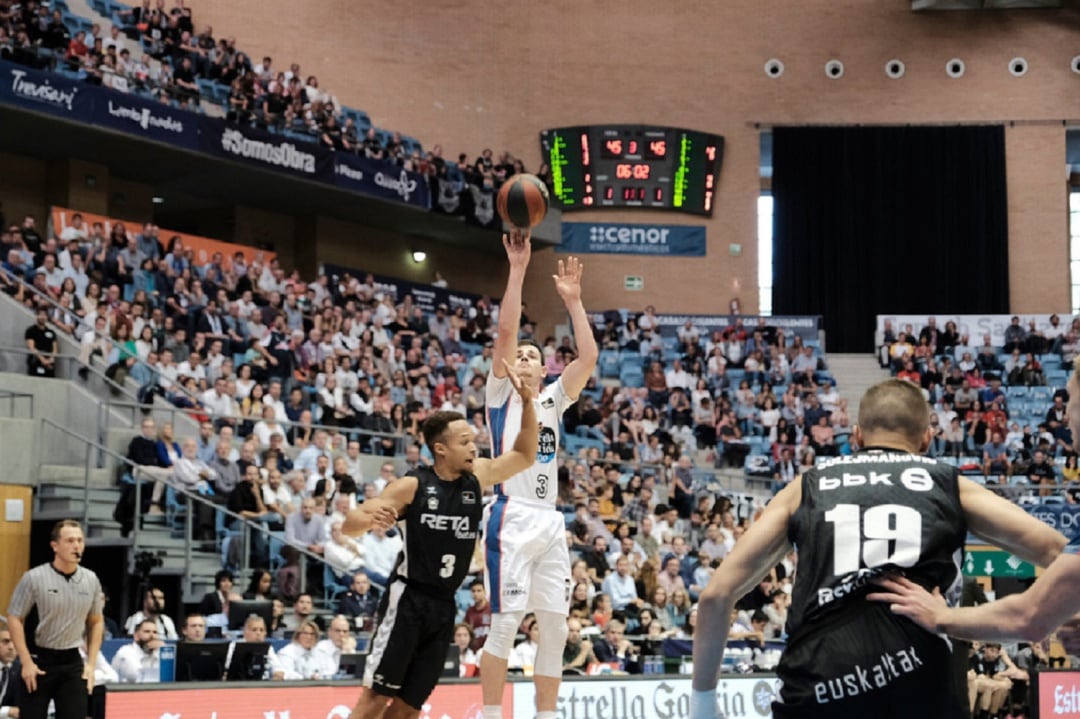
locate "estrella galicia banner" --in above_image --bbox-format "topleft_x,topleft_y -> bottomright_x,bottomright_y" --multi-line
333,153 -> 431,209
198,117 -> 334,181
559,221 -> 707,256
93,86 -> 198,149
0,59 -> 92,119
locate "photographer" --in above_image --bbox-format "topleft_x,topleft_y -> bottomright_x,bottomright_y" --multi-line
123,587 -> 177,640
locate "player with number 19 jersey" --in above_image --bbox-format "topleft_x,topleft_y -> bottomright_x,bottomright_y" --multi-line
483,373 -> 574,613
775,449 -> 968,718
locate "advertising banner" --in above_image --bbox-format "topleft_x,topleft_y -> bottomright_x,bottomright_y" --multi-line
875,313 -> 1072,348
92,86 -> 199,149
560,222 -> 707,256
333,153 -> 431,209
322,263 -> 481,316
106,681 -> 508,719
50,206 -> 276,271
512,675 -> 779,719
0,58 -> 92,119
590,312 -> 821,345
199,117 -> 335,181
1035,670 -> 1080,718
1024,504 -> 1080,546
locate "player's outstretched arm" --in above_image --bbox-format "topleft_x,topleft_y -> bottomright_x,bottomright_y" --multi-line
691,479 -> 800,718
475,361 -> 537,487
959,477 -> 1066,568
553,255 -> 599,400
870,554 -> 1080,644
342,476 -> 418,536
491,229 -> 531,379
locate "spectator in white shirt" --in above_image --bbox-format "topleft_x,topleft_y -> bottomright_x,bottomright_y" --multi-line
314,615 -> 357,676
200,377 -> 236,422
665,359 -> 693,392
111,620 -> 162,683
124,587 -> 179,639
278,621 -> 337,680
324,520 -> 365,577
176,351 -> 206,387
361,526 -> 402,587
173,438 -> 218,494
601,557 -> 644,612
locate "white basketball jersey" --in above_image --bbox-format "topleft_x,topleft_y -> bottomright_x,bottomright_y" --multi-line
485,374 -> 573,505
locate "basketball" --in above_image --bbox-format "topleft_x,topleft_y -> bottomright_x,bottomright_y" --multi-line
496,173 -> 550,229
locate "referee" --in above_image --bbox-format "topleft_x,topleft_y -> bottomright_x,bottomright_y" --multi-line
7,520 -> 104,719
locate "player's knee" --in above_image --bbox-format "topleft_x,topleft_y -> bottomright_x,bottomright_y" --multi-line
484,611 -> 524,659
533,610 -> 569,677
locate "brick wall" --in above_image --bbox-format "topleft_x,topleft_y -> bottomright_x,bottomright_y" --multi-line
185,0 -> 1080,331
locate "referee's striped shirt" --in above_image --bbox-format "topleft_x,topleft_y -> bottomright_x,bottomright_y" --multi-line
7,564 -> 104,650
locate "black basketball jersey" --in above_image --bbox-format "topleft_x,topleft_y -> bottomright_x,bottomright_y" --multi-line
774,448 -> 969,718
393,466 -> 483,598
786,448 -> 966,634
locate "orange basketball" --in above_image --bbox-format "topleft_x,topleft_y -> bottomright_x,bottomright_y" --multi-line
496,173 -> 550,229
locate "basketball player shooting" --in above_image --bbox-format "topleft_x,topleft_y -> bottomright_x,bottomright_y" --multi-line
480,228 -> 598,719
341,361 -> 538,719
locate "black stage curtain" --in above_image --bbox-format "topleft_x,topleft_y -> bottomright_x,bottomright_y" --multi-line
770,126 -> 1009,353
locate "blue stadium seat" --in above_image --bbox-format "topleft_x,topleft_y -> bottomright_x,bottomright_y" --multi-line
599,350 -> 620,378
619,366 -> 644,388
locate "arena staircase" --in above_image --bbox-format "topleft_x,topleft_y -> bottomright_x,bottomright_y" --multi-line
826,353 -> 892,422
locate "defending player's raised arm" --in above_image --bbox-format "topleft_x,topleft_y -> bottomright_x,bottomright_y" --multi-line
870,554 -> 1080,644
692,479 -> 799,707
959,477 -> 1066,568
553,255 -> 598,400
491,229 -> 531,379
342,476 -> 418,537
475,361 -> 538,488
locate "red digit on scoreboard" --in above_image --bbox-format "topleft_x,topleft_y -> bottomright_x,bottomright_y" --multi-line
605,139 -> 623,155
649,140 -> 666,157
616,164 -> 632,179
633,164 -> 650,180
628,140 -> 638,155
706,145 -> 716,161
605,187 -> 614,200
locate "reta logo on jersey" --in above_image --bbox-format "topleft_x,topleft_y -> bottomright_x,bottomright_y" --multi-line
420,514 -> 471,533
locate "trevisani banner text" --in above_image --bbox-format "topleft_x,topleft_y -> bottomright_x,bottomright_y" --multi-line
0,59 -> 430,210
559,222 -> 707,256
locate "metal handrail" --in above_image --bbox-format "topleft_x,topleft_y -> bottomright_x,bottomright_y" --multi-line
0,344 -> 141,405
0,272 -> 208,409
0,390 -> 34,418
37,418 -> 329,601
99,397 -> 413,446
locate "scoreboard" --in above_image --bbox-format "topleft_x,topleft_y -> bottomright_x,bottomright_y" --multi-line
540,125 -> 724,216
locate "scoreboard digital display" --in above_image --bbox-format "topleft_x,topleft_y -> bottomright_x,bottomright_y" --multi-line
540,125 -> 724,216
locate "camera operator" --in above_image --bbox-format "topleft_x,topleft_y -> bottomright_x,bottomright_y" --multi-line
123,586 -> 177,640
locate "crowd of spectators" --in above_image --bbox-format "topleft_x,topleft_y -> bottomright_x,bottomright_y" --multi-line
0,0 -> 556,198
0,202 -> 836,676
882,316 -> 1079,493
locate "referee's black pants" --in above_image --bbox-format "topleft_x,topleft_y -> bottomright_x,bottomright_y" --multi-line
20,649 -> 85,719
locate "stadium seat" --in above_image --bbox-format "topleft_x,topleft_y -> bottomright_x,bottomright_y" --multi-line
599,350 -> 620,378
